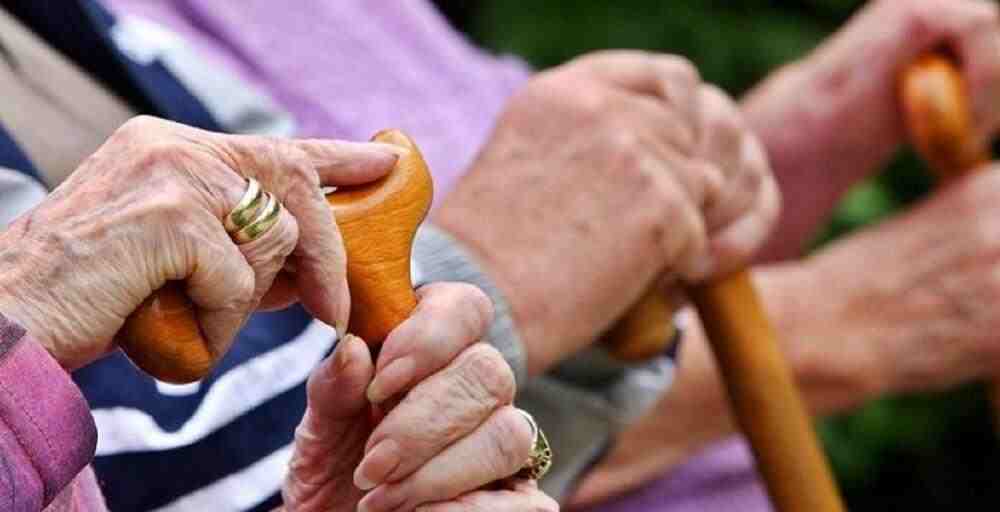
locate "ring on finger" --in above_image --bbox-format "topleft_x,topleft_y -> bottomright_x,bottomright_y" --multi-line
515,409 -> 552,480
232,191 -> 282,244
224,177 -> 265,233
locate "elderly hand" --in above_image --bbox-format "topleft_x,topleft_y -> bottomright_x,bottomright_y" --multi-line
745,0 -> 1000,259
435,50 -> 779,374
570,168 -> 1000,506
0,116 -> 398,370
281,282 -> 558,512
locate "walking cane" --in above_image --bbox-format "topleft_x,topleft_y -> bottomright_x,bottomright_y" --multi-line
117,129 -> 432,383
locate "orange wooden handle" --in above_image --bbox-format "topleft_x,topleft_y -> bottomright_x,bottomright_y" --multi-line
900,53 -> 991,177
117,130 -> 433,383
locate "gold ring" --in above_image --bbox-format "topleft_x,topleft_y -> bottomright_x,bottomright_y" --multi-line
232,191 -> 282,244
224,178 -> 265,233
515,409 -> 552,480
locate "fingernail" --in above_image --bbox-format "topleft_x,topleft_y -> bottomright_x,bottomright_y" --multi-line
368,141 -> 407,158
333,334 -> 355,369
357,484 -> 403,512
354,439 -> 401,490
334,285 -> 350,339
367,357 -> 416,404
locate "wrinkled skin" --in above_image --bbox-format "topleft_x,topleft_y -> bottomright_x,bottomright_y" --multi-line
436,50 -> 780,375
569,0 -> 1000,505
0,115 -> 558,510
281,283 -> 557,512
748,0 -> 1000,259
0,115 -> 398,369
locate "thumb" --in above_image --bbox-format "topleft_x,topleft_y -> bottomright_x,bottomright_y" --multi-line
283,335 -> 374,510
305,334 -> 374,421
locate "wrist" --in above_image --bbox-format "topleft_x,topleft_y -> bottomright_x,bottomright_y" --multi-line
0,246 -> 76,369
743,59 -> 901,261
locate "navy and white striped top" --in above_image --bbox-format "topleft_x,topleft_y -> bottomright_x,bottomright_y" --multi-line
2,2 -> 317,508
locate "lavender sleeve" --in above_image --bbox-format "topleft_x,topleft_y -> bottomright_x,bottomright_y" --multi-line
0,313 -> 104,511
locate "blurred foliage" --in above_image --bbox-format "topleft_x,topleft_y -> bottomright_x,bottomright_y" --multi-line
435,0 -> 1000,509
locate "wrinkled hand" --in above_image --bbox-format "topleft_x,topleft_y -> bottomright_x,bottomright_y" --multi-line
281,282 -> 557,512
822,0 -> 1000,161
436,50 -> 779,374
746,0 -> 1000,259
570,169 -> 1000,507
0,116 -> 397,369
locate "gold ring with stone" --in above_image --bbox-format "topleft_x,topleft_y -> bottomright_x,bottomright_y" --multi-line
232,191 -> 282,244
515,409 -> 553,480
224,177 -> 265,233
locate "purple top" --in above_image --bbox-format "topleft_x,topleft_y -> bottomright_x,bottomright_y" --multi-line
100,1 -> 771,510
0,313 -> 106,511
105,0 -> 530,204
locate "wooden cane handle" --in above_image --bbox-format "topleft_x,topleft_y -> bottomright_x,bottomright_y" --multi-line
117,130 -> 432,383
900,54 -> 991,176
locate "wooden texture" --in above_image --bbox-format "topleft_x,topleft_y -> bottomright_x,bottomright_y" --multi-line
899,54 -> 990,177
118,130 -> 432,383
690,271 -> 845,512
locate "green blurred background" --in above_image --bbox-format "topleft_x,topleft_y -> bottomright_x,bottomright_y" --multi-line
434,1 -> 1000,509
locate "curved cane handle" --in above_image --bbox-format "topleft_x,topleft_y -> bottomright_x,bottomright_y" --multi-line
118,130 -> 432,383
327,129 -> 433,343
900,53 -> 991,176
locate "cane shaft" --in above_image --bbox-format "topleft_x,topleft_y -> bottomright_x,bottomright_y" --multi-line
691,272 -> 845,511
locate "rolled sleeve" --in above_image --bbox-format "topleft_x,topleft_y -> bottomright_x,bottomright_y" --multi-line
0,313 -> 97,510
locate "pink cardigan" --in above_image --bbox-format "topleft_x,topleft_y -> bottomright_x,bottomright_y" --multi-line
0,313 -> 106,511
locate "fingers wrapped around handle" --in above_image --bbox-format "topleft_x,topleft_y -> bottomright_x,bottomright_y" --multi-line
118,130 -> 432,383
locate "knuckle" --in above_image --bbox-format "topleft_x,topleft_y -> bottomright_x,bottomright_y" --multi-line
656,54 -> 701,86
458,344 -> 516,404
522,493 -> 561,512
608,129 -> 644,163
901,0 -> 935,39
423,283 -> 495,343
113,115 -> 162,142
699,85 -> 743,136
141,180 -> 194,224
452,283 -> 495,338
573,49 -> 652,69
231,268 -> 256,304
488,407 -> 534,471
759,176 -> 782,227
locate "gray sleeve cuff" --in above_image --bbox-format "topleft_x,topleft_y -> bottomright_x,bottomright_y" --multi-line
411,223 -> 527,386
412,223 -> 681,502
